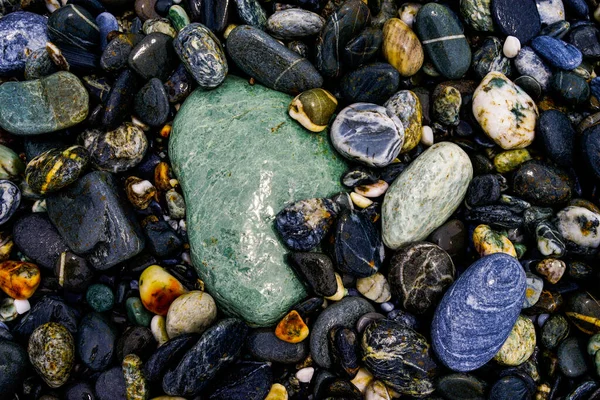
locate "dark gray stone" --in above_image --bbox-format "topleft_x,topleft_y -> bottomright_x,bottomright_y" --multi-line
13,213 -> 70,270
246,328 -> 309,364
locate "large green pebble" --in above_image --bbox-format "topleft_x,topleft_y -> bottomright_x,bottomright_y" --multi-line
0,72 -> 88,136
170,76 -> 346,327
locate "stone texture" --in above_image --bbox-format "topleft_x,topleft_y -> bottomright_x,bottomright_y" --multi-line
0,11 -> 48,76
169,76 -> 346,326
382,142 -> 472,250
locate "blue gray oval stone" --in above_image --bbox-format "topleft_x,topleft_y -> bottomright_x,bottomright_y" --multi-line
0,180 -> 20,226
531,36 -> 582,71
267,8 -> 325,39
491,0 -> 541,43
0,11 -> 48,76
431,253 -> 526,372
330,103 -> 404,167
173,23 -> 228,89
227,25 -> 323,95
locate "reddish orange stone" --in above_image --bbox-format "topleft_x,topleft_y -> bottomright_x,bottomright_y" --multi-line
275,310 -> 309,343
0,260 -> 41,299
139,265 -> 188,316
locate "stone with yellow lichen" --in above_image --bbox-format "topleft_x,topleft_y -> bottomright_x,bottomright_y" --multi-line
473,224 -> 517,258
275,310 -> 309,344
472,71 -> 538,149
384,90 -> 422,153
25,145 -> 89,195
289,88 -> 337,133
493,315 -> 536,366
0,260 -> 40,300
494,149 -> 532,173
123,354 -> 149,400
139,265 -> 187,316
433,84 -> 462,126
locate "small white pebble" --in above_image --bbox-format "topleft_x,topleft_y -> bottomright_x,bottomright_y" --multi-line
179,219 -> 187,231
398,3 -> 421,28
169,179 -> 179,188
32,199 -> 47,213
503,36 -> 521,58
421,125 -> 434,147
354,180 -> 389,198
296,367 -> 315,383
181,251 -> 191,265
13,299 -> 30,314
131,116 -> 150,131
45,0 -> 61,13
350,192 -> 373,208
151,315 -> 170,346
131,180 -> 154,195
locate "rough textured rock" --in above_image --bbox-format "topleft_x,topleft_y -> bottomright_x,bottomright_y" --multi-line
170,76 -> 346,326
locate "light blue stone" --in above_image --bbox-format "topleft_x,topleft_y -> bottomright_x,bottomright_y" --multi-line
0,11 -> 48,76
96,12 -> 119,52
514,46 -> 553,90
431,253 -> 526,372
531,35 -> 582,71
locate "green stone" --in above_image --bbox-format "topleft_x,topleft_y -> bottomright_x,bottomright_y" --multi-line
86,284 -> 115,313
0,71 -> 89,136
168,5 -> 189,31
126,297 -> 153,327
170,76 -> 346,326
0,144 -> 25,180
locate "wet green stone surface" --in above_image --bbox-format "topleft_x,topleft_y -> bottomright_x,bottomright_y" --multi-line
0,72 -> 89,136
170,76 -> 346,327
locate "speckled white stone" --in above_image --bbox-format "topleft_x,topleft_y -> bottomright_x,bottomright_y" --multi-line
556,206 -> 600,248
382,142 -> 473,250
472,71 -> 538,149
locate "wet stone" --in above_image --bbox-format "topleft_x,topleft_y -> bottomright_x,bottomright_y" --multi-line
48,5 -> 100,51
289,252 -> 337,297
333,209 -> 384,278
0,11 -> 48,76
536,0 -> 565,25
143,218 -> 183,257
460,0 -> 494,32
473,36 -> 512,80
428,219 -> 466,257
556,206 -> 600,248
433,84 -> 461,126
235,0 -> 267,30
436,373 -> 487,400
531,36 -> 582,71
77,312 -> 116,371
340,62 -> 400,105
13,213 -> 70,270
523,273 -> 543,308
382,18 -> 423,77
491,0 -> 541,43
535,221 -> 566,257
246,328 -> 309,364
0,72 -> 89,136
187,0 -> 231,33
46,171 -> 145,270
289,88 -> 338,133
227,25 -> 323,95
28,322 -> 75,388
0,340 -> 29,397
25,146 -> 90,195
95,367 -> 126,400
431,253 -> 526,372
86,283 -> 115,312
208,361 -> 272,400
551,71 -> 589,105
566,291 -> 600,334
514,47 -> 552,91
330,103 -> 404,167
343,27 -> 383,70
128,32 -> 177,81
384,90 -> 422,153
134,78 -> 170,127
0,180 -> 20,225
388,242 -> 455,315
267,8 -> 325,39
558,337 -> 588,377
580,124 -> 600,180
488,375 -> 535,400
512,161 -> 571,206
493,315 -> 536,366
537,110 -> 574,167
541,313 -> 569,349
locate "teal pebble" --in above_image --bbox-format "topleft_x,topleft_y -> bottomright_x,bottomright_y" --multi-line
86,284 -> 115,312
126,297 -> 153,326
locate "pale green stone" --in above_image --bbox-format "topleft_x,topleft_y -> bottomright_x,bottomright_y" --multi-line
382,142 -> 472,250
170,76 -> 346,326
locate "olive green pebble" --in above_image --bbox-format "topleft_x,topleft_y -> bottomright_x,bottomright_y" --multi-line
0,144 -> 25,180
493,315 -> 536,366
25,145 -> 90,195
86,284 -> 115,313
168,5 -> 189,32
288,88 -> 338,133
494,149 -> 532,174
126,297 -> 153,327
433,85 -> 461,126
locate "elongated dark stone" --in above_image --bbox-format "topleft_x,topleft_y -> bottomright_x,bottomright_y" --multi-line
144,334 -> 199,382
342,27 -> 383,69
102,69 -> 142,128
227,25 -> 323,95
187,0 -> 231,32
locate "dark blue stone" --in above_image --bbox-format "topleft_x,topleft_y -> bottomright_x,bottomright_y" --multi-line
342,27 -> 383,69
580,124 -> 600,180
77,312 -> 116,371
488,375 -> 535,400
13,296 -> 79,337
539,20 -> 570,39
0,340 -> 28,397
491,0 -> 541,43
431,253 -> 526,372
95,367 -> 126,400
340,62 -> 400,105
186,0 -> 232,32
68,0 -> 107,16
551,71 -> 589,105
537,110 -> 574,167
563,0 -> 589,20
13,213 -> 70,269
208,362 -> 272,400
96,12 -> 119,51
567,24 -> 600,60
591,77 -> 600,100
289,252 -> 337,297
246,328 -> 309,364
134,78 -> 170,127
334,209 -> 384,278
0,180 -> 20,225
143,219 -> 183,257
144,334 -> 199,382
466,174 -> 501,207
102,69 -> 142,128
48,4 -> 100,50
0,11 -> 48,76
531,36 -> 583,70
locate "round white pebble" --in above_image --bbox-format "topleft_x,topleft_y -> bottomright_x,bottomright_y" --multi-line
296,367 -> 315,383
13,299 -> 30,314
503,36 -> 521,58
420,125 -> 434,147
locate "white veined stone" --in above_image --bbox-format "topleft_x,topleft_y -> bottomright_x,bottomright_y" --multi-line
556,206 -> 600,248
382,142 -> 473,249
503,36 -> 521,58
324,273 -> 346,301
296,367 -> 315,383
472,72 -> 538,150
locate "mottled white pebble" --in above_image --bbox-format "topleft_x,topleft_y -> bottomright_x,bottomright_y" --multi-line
350,192 -> 373,208
366,381 -> 391,400
398,3 -> 422,28
351,368 -> 374,393
354,180 -> 389,198
503,36 -> 521,58
382,142 -> 473,249
356,273 -> 391,303
472,72 -> 538,149
556,206 -> 600,248
296,367 -> 315,383
151,315 -> 170,346
421,125 -> 434,146
13,299 -> 30,314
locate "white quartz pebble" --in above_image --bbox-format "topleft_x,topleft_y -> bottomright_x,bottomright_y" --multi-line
296,367 -> 314,383
503,36 -> 521,58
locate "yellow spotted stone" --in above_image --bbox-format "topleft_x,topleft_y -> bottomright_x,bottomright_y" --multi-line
473,225 -> 517,258
382,18 -> 424,77
494,315 -> 536,366
0,260 -> 41,300
275,310 -> 309,343
384,90 -> 422,153
494,149 -> 532,173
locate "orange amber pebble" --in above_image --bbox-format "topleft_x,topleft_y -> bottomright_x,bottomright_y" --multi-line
139,265 -> 187,316
154,162 -> 172,192
275,310 -> 309,343
0,260 -> 41,299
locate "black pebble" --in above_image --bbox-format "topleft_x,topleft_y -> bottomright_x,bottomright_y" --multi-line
537,110 -> 574,167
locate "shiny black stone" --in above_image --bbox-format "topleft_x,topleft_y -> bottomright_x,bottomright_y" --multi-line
77,312 -> 116,371
340,62 -> 400,105
466,174 -> 501,207
289,252 -> 337,297
342,27 -> 383,69
537,110 -> 575,167
144,334 -> 199,383
187,0 -> 232,32
102,68 -> 142,128
465,205 -> 524,229
208,362 -> 272,400
13,296 -> 79,337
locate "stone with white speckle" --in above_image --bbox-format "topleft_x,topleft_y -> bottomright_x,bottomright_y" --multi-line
556,206 -> 600,248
